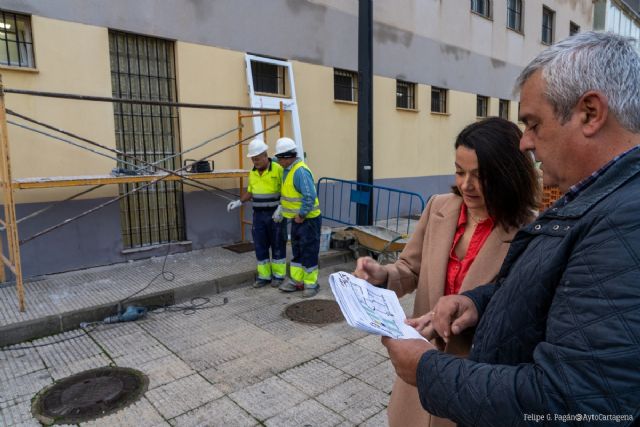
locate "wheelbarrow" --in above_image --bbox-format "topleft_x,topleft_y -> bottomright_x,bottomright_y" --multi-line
347,225 -> 408,264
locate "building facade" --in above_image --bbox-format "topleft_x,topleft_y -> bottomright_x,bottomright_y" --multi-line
0,0 -> 593,276
594,0 -> 640,50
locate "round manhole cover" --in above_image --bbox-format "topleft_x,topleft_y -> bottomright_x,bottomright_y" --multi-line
32,367 -> 148,425
284,299 -> 344,324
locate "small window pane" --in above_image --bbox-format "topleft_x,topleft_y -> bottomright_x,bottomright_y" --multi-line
499,99 -> 510,120
471,0 -> 492,18
334,69 -> 358,102
251,61 -> 286,95
0,11 -> 35,68
431,87 -> 447,113
477,95 -> 489,117
542,7 -> 555,45
396,80 -> 416,109
507,0 -> 522,32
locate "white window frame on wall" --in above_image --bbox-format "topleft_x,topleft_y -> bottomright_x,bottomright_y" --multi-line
245,54 -> 304,157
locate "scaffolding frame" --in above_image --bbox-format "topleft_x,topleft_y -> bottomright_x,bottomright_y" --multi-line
0,78 -> 285,311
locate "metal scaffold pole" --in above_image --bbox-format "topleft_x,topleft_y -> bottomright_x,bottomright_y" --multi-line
0,76 -> 25,311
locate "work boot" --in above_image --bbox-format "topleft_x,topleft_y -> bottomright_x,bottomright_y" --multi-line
253,278 -> 271,288
302,284 -> 319,298
279,280 -> 303,292
271,277 -> 285,288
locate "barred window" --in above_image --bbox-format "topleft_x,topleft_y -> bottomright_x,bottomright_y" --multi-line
334,69 -> 358,102
477,95 -> 489,117
396,80 -> 416,109
251,60 -> 286,95
499,99 -> 510,120
0,11 -> 34,68
431,87 -> 448,114
542,6 -> 555,45
507,0 -> 523,32
471,0 -> 492,19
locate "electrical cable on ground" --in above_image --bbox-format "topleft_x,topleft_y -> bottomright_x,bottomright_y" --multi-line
1,246 -> 230,352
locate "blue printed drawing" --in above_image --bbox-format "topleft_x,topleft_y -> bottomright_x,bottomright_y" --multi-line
352,282 -> 402,338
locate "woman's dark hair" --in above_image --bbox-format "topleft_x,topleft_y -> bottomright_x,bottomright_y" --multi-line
452,117 -> 539,230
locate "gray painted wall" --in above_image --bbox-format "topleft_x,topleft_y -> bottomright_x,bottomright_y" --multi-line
0,0 -> 525,99
12,192 -> 239,278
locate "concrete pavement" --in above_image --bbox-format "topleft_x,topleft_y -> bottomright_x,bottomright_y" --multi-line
0,253 -> 417,426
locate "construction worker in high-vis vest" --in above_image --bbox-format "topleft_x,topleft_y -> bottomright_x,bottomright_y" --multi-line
227,139 -> 287,288
272,137 -> 322,298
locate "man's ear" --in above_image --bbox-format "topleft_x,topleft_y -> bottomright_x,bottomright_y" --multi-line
577,91 -> 608,137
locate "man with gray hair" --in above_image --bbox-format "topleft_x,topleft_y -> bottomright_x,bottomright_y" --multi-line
382,31 -> 640,425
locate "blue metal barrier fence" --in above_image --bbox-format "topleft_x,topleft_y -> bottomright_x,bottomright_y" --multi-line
317,177 -> 426,235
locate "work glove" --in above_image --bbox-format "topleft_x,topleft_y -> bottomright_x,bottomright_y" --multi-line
227,200 -> 242,212
272,205 -> 283,223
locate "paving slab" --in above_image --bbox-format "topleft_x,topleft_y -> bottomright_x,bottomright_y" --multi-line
169,396 -> 258,427
229,376 -> 309,421
264,398 -> 346,427
0,245 -> 350,346
316,378 -> 389,425
0,259 -> 421,426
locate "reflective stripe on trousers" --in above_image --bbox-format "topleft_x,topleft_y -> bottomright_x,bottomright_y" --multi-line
288,215 -> 321,286
252,209 -> 287,280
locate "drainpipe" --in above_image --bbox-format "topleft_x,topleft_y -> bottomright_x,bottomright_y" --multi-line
356,0 -> 373,225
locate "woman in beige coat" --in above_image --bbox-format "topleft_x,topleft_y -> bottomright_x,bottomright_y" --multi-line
354,117 -> 539,427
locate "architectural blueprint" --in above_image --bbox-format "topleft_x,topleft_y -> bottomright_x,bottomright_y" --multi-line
329,271 -> 426,340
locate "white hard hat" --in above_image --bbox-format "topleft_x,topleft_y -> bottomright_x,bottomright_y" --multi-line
247,139 -> 269,158
275,137 -> 297,157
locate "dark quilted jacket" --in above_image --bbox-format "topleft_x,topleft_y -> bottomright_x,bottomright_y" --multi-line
416,148 -> 640,426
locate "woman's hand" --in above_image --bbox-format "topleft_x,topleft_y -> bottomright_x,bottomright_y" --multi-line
406,312 -> 438,341
353,256 -> 388,286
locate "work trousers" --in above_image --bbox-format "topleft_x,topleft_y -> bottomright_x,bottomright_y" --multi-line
252,209 -> 287,281
289,215 -> 321,286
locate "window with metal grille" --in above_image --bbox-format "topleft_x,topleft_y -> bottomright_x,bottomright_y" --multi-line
334,69 -> 358,102
507,0 -> 523,32
431,87 -> 448,113
396,80 -> 416,109
499,99 -> 510,120
109,31 -> 186,249
251,60 -> 286,95
569,21 -> 580,36
542,6 -> 555,45
471,0 -> 492,18
477,95 -> 489,117
0,11 -> 34,68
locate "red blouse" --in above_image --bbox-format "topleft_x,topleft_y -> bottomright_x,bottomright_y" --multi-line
444,204 -> 494,296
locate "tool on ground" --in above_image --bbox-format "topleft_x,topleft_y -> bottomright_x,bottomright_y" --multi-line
103,306 -> 148,324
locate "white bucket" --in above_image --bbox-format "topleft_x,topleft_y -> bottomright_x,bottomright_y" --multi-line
319,226 -> 332,252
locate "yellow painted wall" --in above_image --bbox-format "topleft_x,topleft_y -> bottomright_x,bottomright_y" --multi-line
294,61 -> 357,180
2,16 -> 116,203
